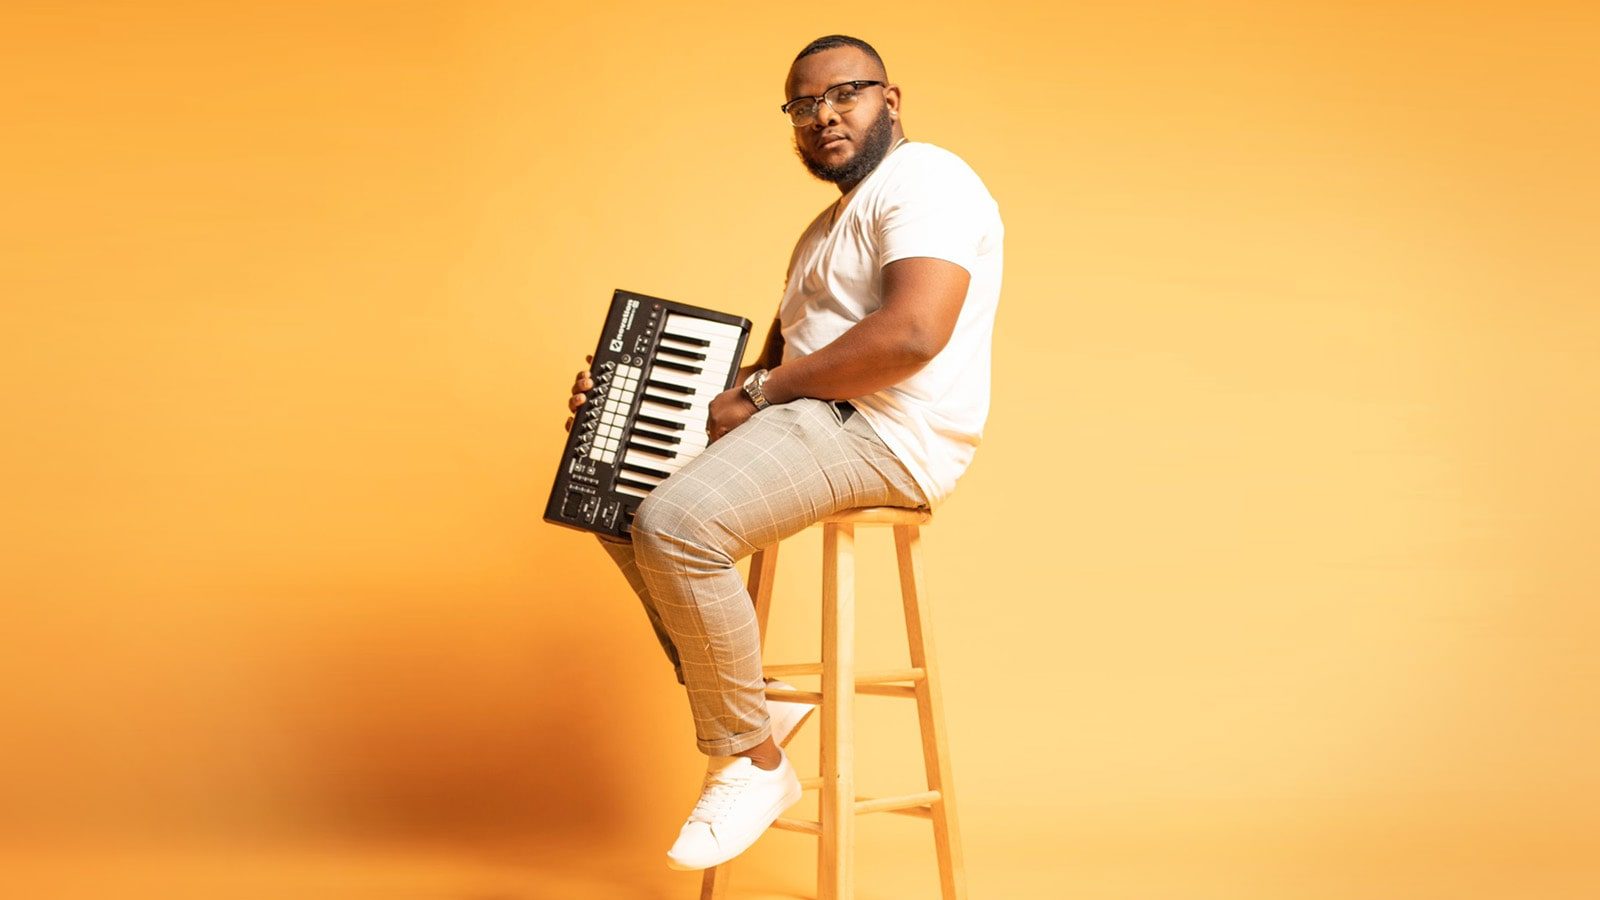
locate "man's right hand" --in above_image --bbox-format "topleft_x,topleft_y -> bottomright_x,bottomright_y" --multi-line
566,354 -> 594,432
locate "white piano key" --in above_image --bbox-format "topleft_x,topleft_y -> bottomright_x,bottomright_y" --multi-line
645,370 -> 715,396
659,322 -> 741,352
637,428 -> 707,453
655,348 -> 738,374
651,356 -> 737,386
663,314 -> 747,343
654,368 -> 733,393
639,398 -> 707,424
630,424 -> 708,452
623,448 -> 681,475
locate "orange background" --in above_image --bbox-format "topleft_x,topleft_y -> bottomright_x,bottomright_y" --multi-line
3,2 -> 1597,897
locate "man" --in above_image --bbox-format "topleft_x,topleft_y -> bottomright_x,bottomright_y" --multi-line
564,34 -> 1003,870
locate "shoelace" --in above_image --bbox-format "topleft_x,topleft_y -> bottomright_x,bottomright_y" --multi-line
687,765 -> 754,824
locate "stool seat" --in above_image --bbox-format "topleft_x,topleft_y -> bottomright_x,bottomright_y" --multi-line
820,506 -> 932,525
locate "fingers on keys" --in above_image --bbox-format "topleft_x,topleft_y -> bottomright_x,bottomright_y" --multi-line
570,360 -> 595,412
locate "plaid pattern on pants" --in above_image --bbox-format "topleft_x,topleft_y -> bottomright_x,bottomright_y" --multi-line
598,397 -> 926,756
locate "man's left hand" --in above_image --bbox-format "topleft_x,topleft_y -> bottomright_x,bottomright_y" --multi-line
706,386 -> 759,443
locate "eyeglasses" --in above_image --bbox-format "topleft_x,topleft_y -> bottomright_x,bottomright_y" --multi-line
780,80 -> 885,126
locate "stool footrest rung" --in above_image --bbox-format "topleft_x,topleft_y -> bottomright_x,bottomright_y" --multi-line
769,790 -> 943,837
857,683 -> 918,698
763,662 -> 822,678
856,667 -> 925,685
763,667 -> 926,706
855,790 -> 941,816
765,687 -> 823,704
773,816 -> 822,836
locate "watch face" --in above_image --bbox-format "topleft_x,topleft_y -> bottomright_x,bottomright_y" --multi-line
743,370 -> 768,408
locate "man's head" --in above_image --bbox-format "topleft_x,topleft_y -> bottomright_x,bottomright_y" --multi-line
784,35 -> 904,190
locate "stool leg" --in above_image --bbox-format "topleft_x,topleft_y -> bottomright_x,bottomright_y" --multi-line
819,522 -> 856,900
895,524 -> 967,900
700,544 -> 782,900
750,543 -> 779,648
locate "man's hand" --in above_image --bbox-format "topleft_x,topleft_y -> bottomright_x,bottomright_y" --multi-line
565,354 -> 593,432
706,385 -> 759,443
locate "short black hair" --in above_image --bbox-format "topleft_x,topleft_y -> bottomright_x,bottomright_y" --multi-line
793,34 -> 887,78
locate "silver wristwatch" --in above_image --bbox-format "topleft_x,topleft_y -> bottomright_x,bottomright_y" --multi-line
741,368 -> 772,410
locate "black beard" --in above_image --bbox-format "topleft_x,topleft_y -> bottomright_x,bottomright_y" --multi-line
794,105 -> 896,187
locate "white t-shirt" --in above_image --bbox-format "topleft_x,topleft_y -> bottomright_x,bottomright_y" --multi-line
777,140 -> 1004,508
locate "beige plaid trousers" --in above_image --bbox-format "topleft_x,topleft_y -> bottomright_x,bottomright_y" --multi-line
598,397 -> 927,756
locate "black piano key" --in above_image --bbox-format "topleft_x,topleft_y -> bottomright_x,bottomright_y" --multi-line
615,476 -> 657,492
642,393 -> 692,410
646,379 -> 694,395
632,427 -> 682,445
652,359 -> 704,375
627,441 -> 678,459
657,345 -> 708,362
621,461 -> 672,479
660,331 -> 711,347
635,413 -> 685,431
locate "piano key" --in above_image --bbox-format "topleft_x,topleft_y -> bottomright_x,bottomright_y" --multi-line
634,422 -> 705,447
659,331 -> 711,347
662,338 -> 737,358
615,476 -> 656,493
664,314 -> 745,341
639,398 -> 704,422
642,392 -> 691,410
652,359 -> 703,375
625,447 -> 685,474
631,427 -> 682,445
633,429 -> 704,451
647,365 -> 728,393
664,343 -> 741,365
635,413 -> 684,431
621,461 -> 672,480
662,352 -> 736,377
628,441 -> 677,459
645,379 -> 694,395
661,326 -> 739,350
661,328 -> 742,356
650,357 -> 726,380
656,344 -> 708,361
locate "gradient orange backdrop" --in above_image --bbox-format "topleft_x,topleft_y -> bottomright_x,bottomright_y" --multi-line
3,2 -> 1597,898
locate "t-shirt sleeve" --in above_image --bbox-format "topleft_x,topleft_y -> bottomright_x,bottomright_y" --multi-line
875,153 -> 992,275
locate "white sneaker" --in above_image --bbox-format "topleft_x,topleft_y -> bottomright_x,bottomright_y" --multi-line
665,749 -> 803,871
764,678 -> 816,747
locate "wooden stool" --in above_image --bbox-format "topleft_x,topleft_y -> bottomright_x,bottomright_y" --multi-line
700,507 -> 967,900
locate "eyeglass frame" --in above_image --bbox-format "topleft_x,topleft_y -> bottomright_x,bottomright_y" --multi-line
780,80 -> 887,125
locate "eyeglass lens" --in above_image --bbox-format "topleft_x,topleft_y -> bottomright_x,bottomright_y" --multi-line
789,84 -> 867,124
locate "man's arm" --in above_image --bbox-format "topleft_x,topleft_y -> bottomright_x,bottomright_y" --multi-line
762,256 -> 970,404
706,256 -> 969,441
